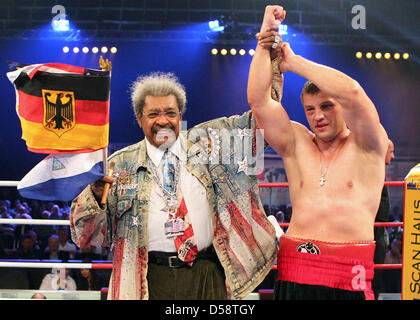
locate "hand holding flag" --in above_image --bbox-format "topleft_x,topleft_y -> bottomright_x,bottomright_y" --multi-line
91,174 -> 116,204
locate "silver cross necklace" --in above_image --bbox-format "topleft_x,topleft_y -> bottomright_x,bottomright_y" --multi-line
318,132 -> 348,187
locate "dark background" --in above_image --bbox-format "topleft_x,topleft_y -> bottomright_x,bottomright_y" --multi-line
0,0 -> 419,181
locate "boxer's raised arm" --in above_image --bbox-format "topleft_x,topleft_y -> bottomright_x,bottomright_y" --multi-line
247,5 -> 295,157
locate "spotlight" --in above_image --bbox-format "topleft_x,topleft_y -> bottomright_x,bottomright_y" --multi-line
73,47 -> 79,53
403,53 -> 410,60
101,46 -> 108,53
230,49 -> 237,55
82,47 -> 89,53
278,24 -> 288,35
365,52 -> 372,59
239,49 -> 246,56
209,20 -> 224,32
355,51 -> 362,59
62,46 -> 69,53
220,49 -> 227,56
394,53 -> 400,60
211,48 -> 218,55
375,52 -> 382,59
110,47 -> 117,54
384,52 -> 391,59
249,49 -> 255,56
52,18 -> 70,32
92,47 -> 99,54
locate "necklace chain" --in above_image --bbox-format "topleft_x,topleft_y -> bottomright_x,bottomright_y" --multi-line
318,134 -> 348,187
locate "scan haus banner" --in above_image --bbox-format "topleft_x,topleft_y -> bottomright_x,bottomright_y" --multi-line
402,163 -> 420,300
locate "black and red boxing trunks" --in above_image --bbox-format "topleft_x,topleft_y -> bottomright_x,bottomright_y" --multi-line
274,235 -> 376,300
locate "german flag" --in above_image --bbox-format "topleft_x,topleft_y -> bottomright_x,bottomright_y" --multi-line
7,62 -> 110,154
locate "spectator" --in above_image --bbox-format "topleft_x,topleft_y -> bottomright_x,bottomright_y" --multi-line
0,204 -> 15,249
61,207 -> 70,221
3,200 -> 11,211
31,293 -> 47,299
13,233 -> 41,259
76,263 -> 103,291
58,227 -> 77,259
27,200 -> 41,219
39,268 -> 76,290
50,204 -> 62,220
372,139 -> 394,299
0,204 -> 11,218
383,237 -> 403,293
275,210 -> 285,223
34,210 -> 56,248
0,236 -> 7,258
27,230 -> 41,251
75,246 -> 102,261
41,235 -> 70,261
12,233 -> 46,290
385,238 -> 402,265
390,206 -> 403,222
13,210 -> 33,247
14,204 -> 28,219
284,204 -> 292,222
8,199 -> 21,217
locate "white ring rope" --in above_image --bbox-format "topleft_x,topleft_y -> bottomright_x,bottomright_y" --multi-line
0,181 -> 19,187
0,218 -> 70,225
0,262 -> 93,269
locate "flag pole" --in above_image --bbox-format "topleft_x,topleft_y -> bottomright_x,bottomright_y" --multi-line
99,56 -> 113,204
102,147 -> 108,174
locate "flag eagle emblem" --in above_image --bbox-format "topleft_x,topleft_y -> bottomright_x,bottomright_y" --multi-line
42,89 -> 76,137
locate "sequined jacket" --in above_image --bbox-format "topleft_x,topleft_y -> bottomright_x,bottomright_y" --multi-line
70,111 -> 278,300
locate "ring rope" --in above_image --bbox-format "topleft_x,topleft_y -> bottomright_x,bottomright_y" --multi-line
0,219 -> 403,229
0,218 -> 70,225
0,181 -> 406,188
0,260 -> 401,270
0,261 -> 112,269
0,180 -> 405,272
258,181 -> 405,188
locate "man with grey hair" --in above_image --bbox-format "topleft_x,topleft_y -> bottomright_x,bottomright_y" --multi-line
70,70 -> 281,300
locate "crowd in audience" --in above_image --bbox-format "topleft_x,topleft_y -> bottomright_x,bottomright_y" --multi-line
0,196 -> 404,294
0,198 -> 111,291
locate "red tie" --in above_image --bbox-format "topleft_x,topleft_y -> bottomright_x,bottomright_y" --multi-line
174,198 -> 198,265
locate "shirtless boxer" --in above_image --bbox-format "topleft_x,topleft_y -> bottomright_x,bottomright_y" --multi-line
248,5 -> 389,299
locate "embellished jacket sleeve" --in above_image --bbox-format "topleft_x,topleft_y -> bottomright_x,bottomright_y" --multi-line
70,183 -> 112,248
188,111 -> 278,300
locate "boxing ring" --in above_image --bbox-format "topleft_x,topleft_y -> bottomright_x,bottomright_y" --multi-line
0,180 -> 406,299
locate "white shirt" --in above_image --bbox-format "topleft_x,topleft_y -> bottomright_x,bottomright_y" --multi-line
39,272 -> 77,290
59,241 -> 77,259
145,136 -> 214,252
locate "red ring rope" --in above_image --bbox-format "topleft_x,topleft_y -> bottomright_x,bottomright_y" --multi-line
0,180 -> 405,272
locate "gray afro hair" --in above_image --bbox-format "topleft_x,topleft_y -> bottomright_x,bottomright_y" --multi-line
130,71 -> 187,116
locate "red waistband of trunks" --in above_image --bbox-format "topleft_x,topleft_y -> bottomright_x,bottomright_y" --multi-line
277,235 -> 376,300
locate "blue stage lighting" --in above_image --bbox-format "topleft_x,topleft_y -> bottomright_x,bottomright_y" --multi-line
52,18 -> 70,32
278,24 -> 288,35
209,20 -> 225,32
